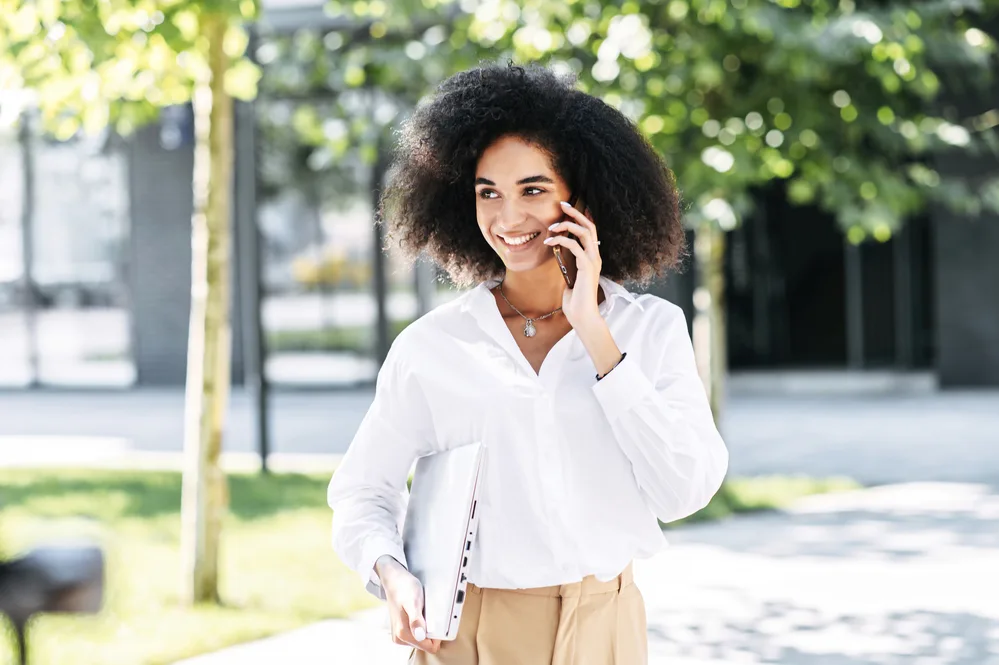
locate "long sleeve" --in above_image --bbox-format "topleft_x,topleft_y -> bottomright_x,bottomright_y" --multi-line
327,334 -> 435,599
591,307 -> 729,524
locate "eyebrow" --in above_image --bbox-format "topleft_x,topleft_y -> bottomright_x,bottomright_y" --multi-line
474,175 -> 555,186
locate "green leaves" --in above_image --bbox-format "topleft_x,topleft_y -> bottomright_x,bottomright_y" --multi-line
225,56 -> 261,100
31,0 -> 964,240
0,0 -> 259,136
457,0 -> 998,236
252,0 -> 484,204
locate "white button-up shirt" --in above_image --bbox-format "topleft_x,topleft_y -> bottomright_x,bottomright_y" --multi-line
327,275 -> 729,597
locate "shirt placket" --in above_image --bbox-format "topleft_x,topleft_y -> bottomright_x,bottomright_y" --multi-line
536,348 -> 579,578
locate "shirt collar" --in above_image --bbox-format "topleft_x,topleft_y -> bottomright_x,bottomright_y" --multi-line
460,275 -> 643,316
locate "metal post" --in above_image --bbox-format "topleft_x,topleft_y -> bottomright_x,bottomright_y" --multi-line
371,137 -> 391,366
751,207 -> 772,362
893,226 -> 914,369
13,620 -> 26,665
234,29 -> 270,472
18,113 -> 39,387
845,240 -> 865,369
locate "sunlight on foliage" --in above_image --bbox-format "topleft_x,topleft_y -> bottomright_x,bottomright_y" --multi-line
0,0 -> 259,136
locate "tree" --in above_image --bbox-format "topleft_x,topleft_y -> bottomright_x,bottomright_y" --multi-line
455,0 -> 999,418
259,0 -> 998,420
251,2 -> 486,357
0,0 -> 260,604
253,3 -> 481,206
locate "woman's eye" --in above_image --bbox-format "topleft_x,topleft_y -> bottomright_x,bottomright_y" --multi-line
524,187 -> 545,196
478,189 -> 498,200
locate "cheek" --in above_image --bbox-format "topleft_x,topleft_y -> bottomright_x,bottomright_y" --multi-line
475,210 -> 493,242
475,201 -> 497,229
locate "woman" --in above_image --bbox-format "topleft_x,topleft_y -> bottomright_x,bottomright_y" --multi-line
327,63 -> 728,664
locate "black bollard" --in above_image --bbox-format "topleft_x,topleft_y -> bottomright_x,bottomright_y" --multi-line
0,544 -> 104,665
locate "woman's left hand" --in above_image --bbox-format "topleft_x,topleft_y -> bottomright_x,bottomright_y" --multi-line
544,201 -> 603,331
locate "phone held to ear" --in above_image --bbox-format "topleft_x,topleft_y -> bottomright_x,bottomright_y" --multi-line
552,193 -> 581,289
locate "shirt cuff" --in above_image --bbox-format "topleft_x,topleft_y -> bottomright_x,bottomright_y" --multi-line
359,536 -> 408,601
591,353 -> 658,423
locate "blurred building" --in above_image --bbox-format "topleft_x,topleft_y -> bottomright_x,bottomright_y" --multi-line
0,0 -> 996,390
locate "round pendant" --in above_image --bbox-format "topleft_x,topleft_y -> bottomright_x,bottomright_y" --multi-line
523,320 -> 537,337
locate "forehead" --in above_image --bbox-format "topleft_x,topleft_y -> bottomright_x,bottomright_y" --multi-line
475,135 -> 557,179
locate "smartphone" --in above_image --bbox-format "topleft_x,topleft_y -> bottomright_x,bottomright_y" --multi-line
552,192 -> 582,288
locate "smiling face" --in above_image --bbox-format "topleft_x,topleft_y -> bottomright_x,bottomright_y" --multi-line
474,135 -> 571,273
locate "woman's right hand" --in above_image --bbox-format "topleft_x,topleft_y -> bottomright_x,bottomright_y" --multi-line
375,555 -> 441,655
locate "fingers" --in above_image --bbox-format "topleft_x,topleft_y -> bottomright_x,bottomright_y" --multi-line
390,595 -> 422,646
390,607 -> 418,647
560,200 -> 597,232
410,616 -> 426,642
544,234 -> 589,263
404,598 -> 441,654
385,570 -> 440,654
548,220 -> 597,252
415,635 -> 441,654
553,201 -> 598,253
409,617 -> 440,654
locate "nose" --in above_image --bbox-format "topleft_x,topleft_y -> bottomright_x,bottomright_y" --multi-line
498,198 -> 528,229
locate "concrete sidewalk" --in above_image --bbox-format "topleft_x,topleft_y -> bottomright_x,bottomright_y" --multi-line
2,387 -> 998,485
4,384 -> 994,663
175,481 -> 999,665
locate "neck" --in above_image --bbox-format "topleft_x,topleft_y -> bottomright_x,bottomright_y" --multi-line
498,259 -> 577,317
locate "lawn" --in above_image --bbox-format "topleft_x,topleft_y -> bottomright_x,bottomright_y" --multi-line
0,469 -> 858,665
0,470 -> 376,665
664,474 -> 860,528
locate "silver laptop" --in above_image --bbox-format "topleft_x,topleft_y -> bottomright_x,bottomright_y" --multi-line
402,442 -> 485,641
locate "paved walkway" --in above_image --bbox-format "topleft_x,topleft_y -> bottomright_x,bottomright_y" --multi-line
1,387 -> 997,485
3,384 -> 997,663
176,481 -> 999,665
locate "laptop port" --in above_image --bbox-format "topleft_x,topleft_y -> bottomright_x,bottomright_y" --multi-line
456,590 -> 465,604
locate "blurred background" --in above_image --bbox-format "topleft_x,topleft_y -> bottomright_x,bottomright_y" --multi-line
1,0 -> 997,664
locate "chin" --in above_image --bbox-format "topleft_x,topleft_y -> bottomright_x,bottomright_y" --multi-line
502,255 -> 557,276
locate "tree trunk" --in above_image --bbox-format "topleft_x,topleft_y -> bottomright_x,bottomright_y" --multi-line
180,12 -> 233,606
691,223 -> 727,425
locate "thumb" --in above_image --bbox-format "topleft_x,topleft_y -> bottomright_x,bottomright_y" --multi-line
410,614 -> 427,642
407,600 -> 427,642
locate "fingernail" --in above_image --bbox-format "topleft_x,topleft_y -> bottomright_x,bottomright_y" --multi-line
543,238 -> 555,244
560,201 -> 570,208
413,626 -> 426,641
548,223 -> 559,230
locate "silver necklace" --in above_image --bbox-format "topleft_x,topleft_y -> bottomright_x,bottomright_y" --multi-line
497,281 -> 562,337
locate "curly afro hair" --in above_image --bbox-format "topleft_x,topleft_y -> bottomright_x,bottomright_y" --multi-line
379,62 -> 686,288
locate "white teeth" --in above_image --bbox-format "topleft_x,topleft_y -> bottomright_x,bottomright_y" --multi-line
502,232 -> 540,246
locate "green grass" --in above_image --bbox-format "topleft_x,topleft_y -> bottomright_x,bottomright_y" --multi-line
0,470 -> 376,665
663,474 -> 860,529
0,470 -> 859,665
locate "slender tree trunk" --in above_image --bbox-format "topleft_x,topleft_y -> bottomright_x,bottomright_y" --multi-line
691,223 -> 727,425
180,12 -> 233,605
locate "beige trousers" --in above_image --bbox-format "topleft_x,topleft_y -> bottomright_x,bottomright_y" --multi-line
411,564 -> 647,665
